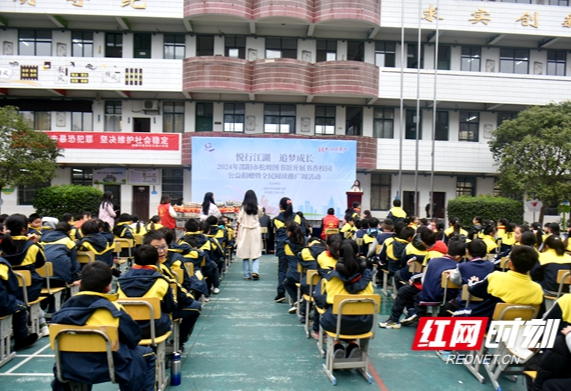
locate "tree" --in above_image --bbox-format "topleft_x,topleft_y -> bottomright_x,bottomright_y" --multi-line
0,106 -> 61,213
33,185 -> 102,220
489,101 -> 571,222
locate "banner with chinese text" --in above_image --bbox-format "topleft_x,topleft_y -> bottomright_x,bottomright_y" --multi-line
47,132 -> 179,151
191,137 -> 356,218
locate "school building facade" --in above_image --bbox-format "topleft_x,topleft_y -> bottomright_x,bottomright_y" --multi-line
1,0 -> 570,220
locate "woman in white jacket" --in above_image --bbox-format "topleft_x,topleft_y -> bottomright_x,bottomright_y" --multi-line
199,192 -> 222,221
236,190 -> 264,280
98,191 -> 117,228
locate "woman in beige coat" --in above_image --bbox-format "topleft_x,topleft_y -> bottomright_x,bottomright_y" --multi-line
236,190 -> 264,280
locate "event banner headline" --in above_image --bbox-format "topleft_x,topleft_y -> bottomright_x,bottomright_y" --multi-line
191,137 -> 357,218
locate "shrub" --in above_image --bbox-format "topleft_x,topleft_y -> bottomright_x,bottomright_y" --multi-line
447,195 -> 524,228
33,185 -> 102,220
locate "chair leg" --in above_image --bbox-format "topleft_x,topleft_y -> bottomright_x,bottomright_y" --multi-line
0,315 -> 16,368
304,300 -> 311,338
357,338 -> 373,384
464,346 -> 487,384
322,333 -> 337,385
155,342 -> 168,391
318,325 -> 325,358
29,303 -> 42,336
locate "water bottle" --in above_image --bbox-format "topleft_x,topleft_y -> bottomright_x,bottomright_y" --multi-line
171,352 -> 181,386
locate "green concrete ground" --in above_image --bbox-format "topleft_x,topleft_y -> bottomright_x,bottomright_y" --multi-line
0,255 -> 528,391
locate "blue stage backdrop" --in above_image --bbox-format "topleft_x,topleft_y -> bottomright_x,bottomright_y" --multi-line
191,137 -> 357,218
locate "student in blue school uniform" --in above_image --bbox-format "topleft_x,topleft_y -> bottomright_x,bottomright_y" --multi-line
77,219 -> 115,269
531,235 -> 571,296
273,197 -> 302,303
282,223 -> 308,314
118,244 -> 175,339
315,239 -> 374,358
51,261 -> 156,391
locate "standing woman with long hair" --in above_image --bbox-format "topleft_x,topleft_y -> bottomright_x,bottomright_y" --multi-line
200,192 -> 222,222
236,190 -> 264,280
98,190 -> 117,228
157,193 -> 177,231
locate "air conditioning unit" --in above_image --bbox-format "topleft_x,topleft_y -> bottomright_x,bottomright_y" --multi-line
143,100 -> 159,111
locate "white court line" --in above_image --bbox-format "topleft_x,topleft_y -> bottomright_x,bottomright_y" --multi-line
0,373 -> 53,376
5,343 -> 51,374
14,354 -> 55,358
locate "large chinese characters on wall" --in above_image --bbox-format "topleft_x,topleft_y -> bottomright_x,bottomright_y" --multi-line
191,137 -> 357,218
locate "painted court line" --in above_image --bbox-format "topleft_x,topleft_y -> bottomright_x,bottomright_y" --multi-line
368,361 -> 389,391
0,373 -> 53,376
5,343 -> 51,374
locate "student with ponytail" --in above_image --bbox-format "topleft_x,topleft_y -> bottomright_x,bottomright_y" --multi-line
531,235 -> 571,296
444,216 -> 468,242
314,239 -> 374,358
273,197 -> 302,302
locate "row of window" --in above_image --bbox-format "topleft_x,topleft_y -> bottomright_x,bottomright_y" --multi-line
15,30 -> 567,76
19,168 -> 184,205
23,104 -> 518,142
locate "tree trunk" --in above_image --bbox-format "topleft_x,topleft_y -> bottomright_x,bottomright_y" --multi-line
539,204 -> 545,225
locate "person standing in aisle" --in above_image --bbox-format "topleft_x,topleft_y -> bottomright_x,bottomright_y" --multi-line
199,192 -> 222,222
157,194 -> 177,234
98,191 -> 117,229
236,190 -> 264,280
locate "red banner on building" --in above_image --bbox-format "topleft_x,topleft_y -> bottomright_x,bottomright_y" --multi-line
46,132 -> 180,151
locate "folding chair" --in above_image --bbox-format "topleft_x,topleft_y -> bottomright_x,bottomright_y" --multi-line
0,315 -> 16,368
14,270 -> 46,336
321,294 -> 381,386
543,269 -> 571,310
463,303 -> 539,387
261,227 -> 268,254
50,323 -> 119,391
303,269 -> 320,339
168,282 -> 182,354
37,262 -> 67,313
117,297 -> 172,391
499,257 -> 510,271
115,239 -> 134,272
461,285 -> 483,308
134,234 -> 144,246
324,229 -> 340,240
77,251 -> 95,265
424,273 -> 460,316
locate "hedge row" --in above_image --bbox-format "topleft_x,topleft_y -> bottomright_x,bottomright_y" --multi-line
447,195 -> 524,228
33,185 -> 102,220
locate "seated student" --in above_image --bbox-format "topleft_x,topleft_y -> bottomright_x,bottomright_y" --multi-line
387,199 -> 407,226
379,226 -> 414,277
51,261 -> 156,391
315,240 -> 374,358
205,216 -> 227,277
74,211 -> 91,230
311,235 -> 342,339
500,221 -> 517,253
444,216 -> 468,243
28,213 -> 43,237
145,216 -> 163,232
1,214 -> 48,335
394,227 -> 428,285
354,219 -> 367,240
468,245 -> 544,318
407,216 -> 419,230
167,233 -> 209,300
61,213 -> 82,241
493,224 -> 531,264
366,219 -> 394,258
321,208 -> 340,240
467,216 -> 484,240
221,216 -> 235,250
441,239 -> 495,316
179,219 -> 221,297
143,230 -> 201,345
531,235 -> 571,296
130,215 -> 147,237
118,244 -> 175,339
0,253 -> 39,350
39,222 -> 81,309
480,222 -> 499,254
340,216 -> 356,240
419,229 -> 448,266
297,237 -> 326,322
282,224 -> 307,314
526,295 -> 571,391
349,201 -> 361,221
379,236 -> 465,329
362,217 -> 380,255
77,219 -> 116,270
113,213 -> 135,240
